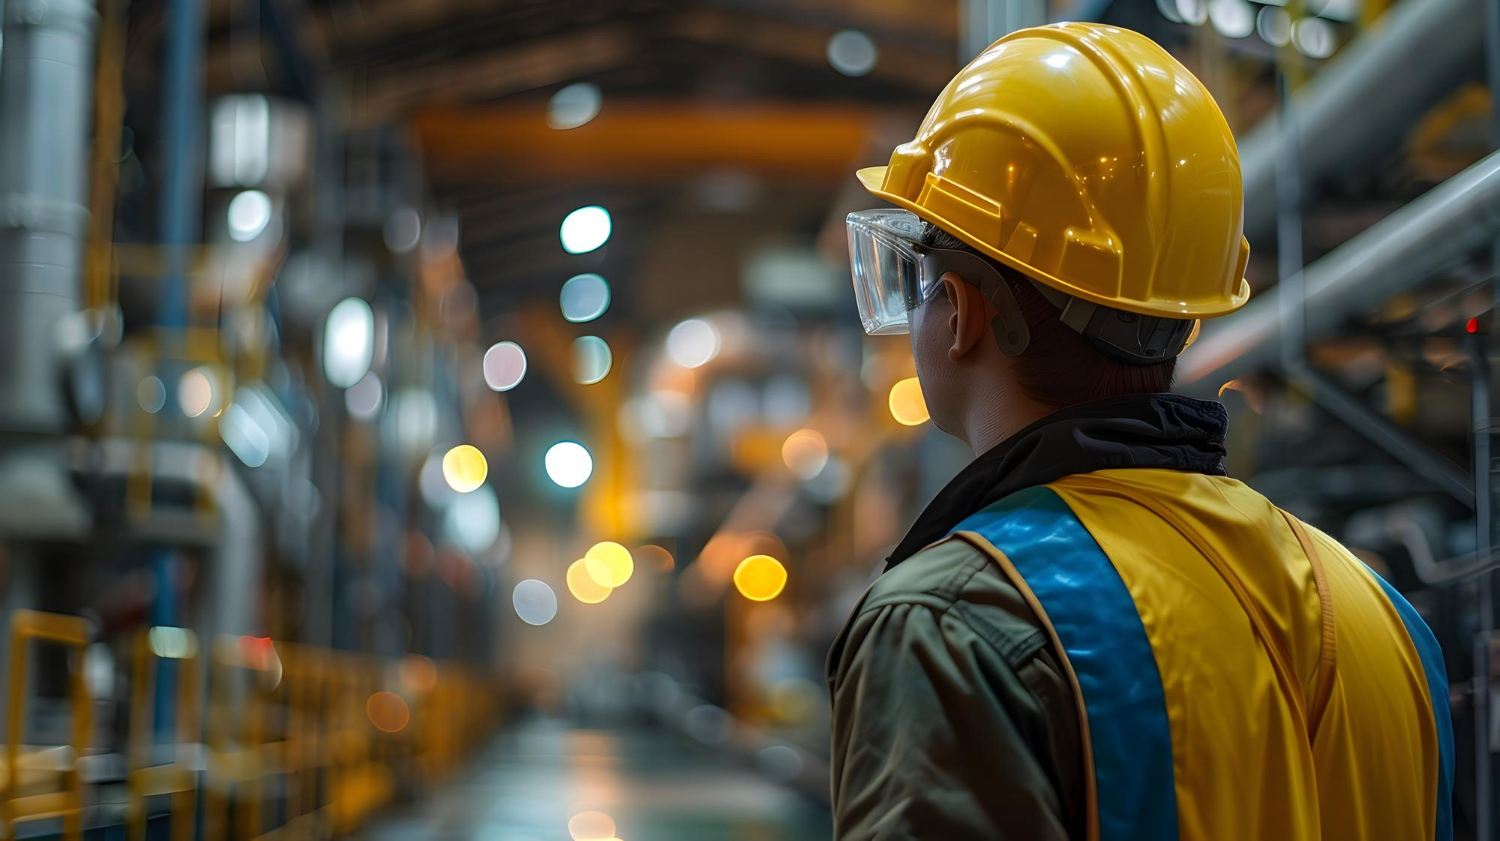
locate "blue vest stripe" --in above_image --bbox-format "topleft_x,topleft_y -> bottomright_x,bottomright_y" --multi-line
953,486 -> 1178,841
1363,568 -> 1455,841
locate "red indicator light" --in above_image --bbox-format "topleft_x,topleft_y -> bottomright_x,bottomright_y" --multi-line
1467,317 -> 1480,334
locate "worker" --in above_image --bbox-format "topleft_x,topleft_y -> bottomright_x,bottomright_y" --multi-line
829,22 -> 1453,841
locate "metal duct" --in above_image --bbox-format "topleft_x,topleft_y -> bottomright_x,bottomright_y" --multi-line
1238,0 -> 1484,241
0,0 -> 96,432
1178,148 -> 1500,390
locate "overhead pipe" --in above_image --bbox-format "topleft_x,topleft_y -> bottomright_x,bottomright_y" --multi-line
1237,0 -> 1484,242
1178,148 -> 1500,391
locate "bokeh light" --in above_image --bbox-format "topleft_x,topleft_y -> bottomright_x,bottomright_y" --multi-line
888,377 -> 930,426
483,341 -> 528,391
560,206 -> 611,254
567,811 -> 616,841
383,206 -> 422,254
137,376 -> 166,414
513,579 -> 559,626
443,484 -> 501,554
636,544 -> 675,572
826,29 -> 877,77
733,555 -> 788,602
227,189 -> 272,241
545,441 -> 593,488
323,297 -> 375,388
756,744 -> 805,782
583,541 -> 634,588
567,558 -> 613,604
366,691 -> 410,733
781,428 -> 829,480
399,655 -> 439,693
1256,5 -> 1291,46
666,318 -> 721,369
1207,0 -> 1253,38
548,82 -> 603,130
345,371 -> 384,420
560,273 -> 611,322
572,336 -> 613,385
442,444 -> 488,493
177,367 -> 215,418
1293,16 -> 1336,58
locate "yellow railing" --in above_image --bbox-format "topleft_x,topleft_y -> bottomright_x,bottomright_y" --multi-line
2,610 -> 93,841
3,611 -> 498,841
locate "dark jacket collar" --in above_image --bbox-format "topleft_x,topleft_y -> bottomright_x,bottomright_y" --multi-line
885,393 -> 1229,570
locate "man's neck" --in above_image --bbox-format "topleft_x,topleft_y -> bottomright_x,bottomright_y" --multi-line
962,390 -> 1052,458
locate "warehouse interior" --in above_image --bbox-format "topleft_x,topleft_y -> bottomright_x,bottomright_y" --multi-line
0,0 -> 1497,837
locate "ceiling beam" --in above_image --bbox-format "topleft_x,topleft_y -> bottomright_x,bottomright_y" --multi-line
412,101 -> 887,182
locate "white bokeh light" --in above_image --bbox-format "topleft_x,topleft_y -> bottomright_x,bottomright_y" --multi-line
666,318 -> 721,369
137,376 -> 166,414
227,190 -> 273,242
1208,0 -> 1254,38
560,273 -> 611,323
345,371 -> 384,420
826,30 -> 877,77
545,441 -> 593,488
323,297 -> 375,388
513,579 -> 559,626
572,336 -> 613,385
177,367 -> 215,418
547,82 -> 603,130
443,484 -> 501,554
560,206 -> 611,254
483,341 -> 528,391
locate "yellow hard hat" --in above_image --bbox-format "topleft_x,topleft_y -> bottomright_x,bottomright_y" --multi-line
857,22 -> 1251,320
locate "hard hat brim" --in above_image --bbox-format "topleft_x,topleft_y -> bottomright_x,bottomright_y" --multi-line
854,166 -> 1252,320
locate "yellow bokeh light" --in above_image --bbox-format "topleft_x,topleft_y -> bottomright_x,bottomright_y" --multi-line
567,558 -> 613,604
733,554 -> 788,602
781,428 -> 829,480
583,541 -> 634,588
568,811 -> 617,841
442,444 -> 488,493
888,377 -> 930,426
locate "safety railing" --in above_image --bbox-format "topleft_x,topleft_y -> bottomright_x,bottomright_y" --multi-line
3,610 -> 499,840
2,610 -> 93,841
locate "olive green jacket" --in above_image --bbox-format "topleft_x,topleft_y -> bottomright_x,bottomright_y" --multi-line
825,394 -> 1234,840
825,537 -> 1083,840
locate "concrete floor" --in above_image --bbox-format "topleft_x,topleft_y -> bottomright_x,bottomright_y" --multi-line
359,719 -> 832,841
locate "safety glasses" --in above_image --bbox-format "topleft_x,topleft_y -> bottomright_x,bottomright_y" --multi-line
846,209 -> 1031,355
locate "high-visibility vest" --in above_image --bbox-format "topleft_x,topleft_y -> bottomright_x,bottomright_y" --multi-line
949,469 -> 1454,841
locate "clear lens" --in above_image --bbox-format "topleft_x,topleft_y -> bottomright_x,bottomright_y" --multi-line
847,210 -> 924,335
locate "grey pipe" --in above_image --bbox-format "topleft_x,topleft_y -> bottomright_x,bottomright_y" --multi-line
91,439 -> 264,641
1238,0 -> 1484,242
1179,149 -> 1500,390
0,0 -> 96,432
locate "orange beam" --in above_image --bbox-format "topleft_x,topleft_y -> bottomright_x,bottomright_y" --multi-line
411,101 -> 885,183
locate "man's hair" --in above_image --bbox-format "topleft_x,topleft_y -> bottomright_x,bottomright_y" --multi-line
920,222 -> 1175,410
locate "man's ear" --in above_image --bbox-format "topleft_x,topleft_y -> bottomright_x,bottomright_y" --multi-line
941,272 -> 995,362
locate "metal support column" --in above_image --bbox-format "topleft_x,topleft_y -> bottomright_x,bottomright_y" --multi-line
153,0 -> 205,735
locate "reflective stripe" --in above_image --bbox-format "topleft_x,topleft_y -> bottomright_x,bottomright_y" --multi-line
954,486 -> 1178,841
1363,567 -> 1455,841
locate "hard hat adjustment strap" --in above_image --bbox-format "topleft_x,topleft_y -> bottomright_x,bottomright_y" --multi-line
917,246 -> 1031,358
1025,278 -> 1193,366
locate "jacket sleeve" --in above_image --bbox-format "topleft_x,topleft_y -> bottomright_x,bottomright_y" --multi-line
828,598 -> 1076,841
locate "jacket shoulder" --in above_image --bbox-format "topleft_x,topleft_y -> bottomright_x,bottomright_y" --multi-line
836,536 -> 1048,672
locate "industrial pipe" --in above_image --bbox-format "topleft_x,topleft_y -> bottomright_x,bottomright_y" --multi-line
0,0 -> 97,432
1238,0 -> 1484,242
1178,148 -> 1500,390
